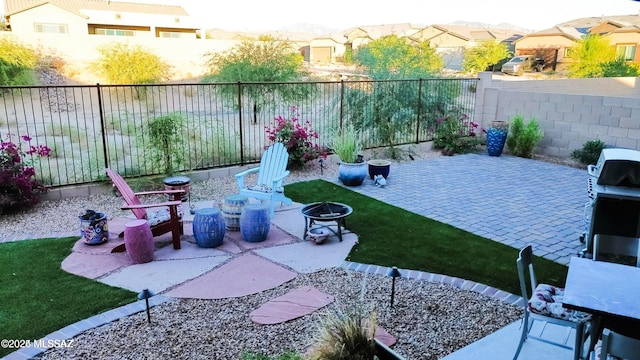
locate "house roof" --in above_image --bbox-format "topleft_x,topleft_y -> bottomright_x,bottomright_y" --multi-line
412,24 -> 522,43
5,0 -> 189,17
556,14 -> 640,29
343,23 -> 422,40
517,25 -> 584,41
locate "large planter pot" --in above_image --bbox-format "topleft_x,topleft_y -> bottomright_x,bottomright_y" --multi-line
193,208 -> 226,248
368,159 -> 391,179
338,161 -> 367,186
486,121 -> 509,157
240,204 -> 270,242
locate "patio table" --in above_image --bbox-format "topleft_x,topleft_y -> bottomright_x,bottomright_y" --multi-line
562,257 -> 640,357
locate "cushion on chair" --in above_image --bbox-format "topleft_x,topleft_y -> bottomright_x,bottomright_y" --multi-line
528,284 -> 591,323
248,184 -> 272,193
147,206 -> 183,227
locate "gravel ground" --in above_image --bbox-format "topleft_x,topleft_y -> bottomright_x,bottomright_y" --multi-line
5,146 -> 527,360
38,268 -> 522,360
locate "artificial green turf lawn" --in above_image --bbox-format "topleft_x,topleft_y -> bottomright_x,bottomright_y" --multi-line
0,236 -> 135,357
286,179 -> 569,296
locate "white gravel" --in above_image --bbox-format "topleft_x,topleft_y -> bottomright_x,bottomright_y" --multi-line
4,146 -> 525,360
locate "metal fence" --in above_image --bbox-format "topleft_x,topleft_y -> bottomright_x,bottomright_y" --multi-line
0,78 -> 478,187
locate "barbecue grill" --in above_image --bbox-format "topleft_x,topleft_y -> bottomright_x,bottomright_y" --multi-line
582,148 -> 640,257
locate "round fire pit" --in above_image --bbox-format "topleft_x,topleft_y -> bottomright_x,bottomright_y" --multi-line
300,202 -> 353,242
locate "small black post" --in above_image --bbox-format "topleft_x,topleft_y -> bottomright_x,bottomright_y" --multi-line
387,266 -> 401,308
137,289 -> 156,324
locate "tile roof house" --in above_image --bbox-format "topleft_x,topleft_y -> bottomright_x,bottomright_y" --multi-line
408,24 -> 522,70
514,14 -> 640,70
3,0 -> 199,38
309,23 -> 422,64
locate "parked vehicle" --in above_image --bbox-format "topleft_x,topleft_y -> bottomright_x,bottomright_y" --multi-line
501,55 -> 544,76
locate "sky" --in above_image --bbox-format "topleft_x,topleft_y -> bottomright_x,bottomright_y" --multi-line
2,0 -> 640,33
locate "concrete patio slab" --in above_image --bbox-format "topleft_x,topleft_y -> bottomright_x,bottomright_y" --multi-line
255,233 -> 358,273
249,285 -> 334,324
99,256 -> 229,293
61,251 -> 130,279
166,253 -> 297,299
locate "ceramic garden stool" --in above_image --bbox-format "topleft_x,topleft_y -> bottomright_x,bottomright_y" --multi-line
192,208 -> 226,248
240,204 -> 271,243
124,219 -> 154,264
221,194 -> 249,231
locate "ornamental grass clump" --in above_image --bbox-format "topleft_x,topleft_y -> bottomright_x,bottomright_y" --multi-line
265,106 -> 325,169
330,124 -> 362,163
0,134 -> 51,214
309,305 -> 377,360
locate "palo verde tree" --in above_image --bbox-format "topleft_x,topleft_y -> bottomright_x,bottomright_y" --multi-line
0,37 -> 38,86
462,40 -> 511,74
203,35 -> 314,124
91,42 -> 171,97
568,34 -> 639,78
347,35 -> 451,158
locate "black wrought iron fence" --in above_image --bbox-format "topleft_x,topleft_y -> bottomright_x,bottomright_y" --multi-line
0,78 -> 478,187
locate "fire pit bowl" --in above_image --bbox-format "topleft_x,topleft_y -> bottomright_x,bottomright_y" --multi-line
300,202 -> 353,242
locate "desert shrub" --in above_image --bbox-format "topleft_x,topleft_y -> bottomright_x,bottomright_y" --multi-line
146,113 -> 186,175
432,109 -> 480,156
0,134 -> 51,214
264,106 -> 324,169
0,37 -> 38,86
506,115 -> 544,158
571,139 -> 606,165
92,42 -> 171,85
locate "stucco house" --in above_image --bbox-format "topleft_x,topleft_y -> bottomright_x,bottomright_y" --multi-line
309,23 -> 422,64
408,24 -> 522,70
3,0 -> 199,38
514,15 -> 640,70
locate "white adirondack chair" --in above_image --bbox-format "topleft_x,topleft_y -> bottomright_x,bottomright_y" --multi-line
235,142 -> 292,217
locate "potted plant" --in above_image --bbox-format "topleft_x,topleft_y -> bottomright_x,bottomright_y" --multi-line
331,124 -> 367,186
486,120 -> 509,157
367,159 -> 391,179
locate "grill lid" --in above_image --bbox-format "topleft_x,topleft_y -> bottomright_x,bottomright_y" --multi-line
592,148 -> 640,187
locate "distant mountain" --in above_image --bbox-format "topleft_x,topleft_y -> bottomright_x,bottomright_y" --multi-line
450,20 -> 534,33
277,23 -> 340,35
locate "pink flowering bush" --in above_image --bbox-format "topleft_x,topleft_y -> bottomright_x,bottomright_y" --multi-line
0,134 -> 51,214
432,110 -> 481,156
265,106 -> 325,169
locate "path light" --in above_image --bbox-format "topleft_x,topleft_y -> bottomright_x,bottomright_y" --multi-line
138,289 -> 156,323
387,266 -> 401,308
319,158 -> 324,175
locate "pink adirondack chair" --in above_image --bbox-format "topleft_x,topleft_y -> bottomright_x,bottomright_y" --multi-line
106,168 -> 185,250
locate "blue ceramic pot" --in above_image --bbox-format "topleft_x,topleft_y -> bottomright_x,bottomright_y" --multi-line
487,127 -> 509,156
338,162 -> 367,186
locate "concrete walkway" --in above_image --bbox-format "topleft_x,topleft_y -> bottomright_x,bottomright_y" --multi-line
3,153 -> 591,360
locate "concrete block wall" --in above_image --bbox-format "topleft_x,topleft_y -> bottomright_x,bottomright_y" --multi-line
474,72 -> 640,158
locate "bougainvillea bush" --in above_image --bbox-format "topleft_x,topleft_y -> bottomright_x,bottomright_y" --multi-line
265,106 -> 325,169
0,134 -> 51,214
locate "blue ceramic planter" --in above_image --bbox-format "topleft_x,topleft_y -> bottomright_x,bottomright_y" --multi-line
487,127 -> 508,157
338,162 -> 367,186
240,204 -> 270,242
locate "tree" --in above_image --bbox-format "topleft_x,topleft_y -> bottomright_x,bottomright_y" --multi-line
0,37 -> 38,86
568,34 -> 617,78
462,40 -> 511,74
92,42 -> 171,85
203,35 -> 313,124
353,35 -> 443,80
